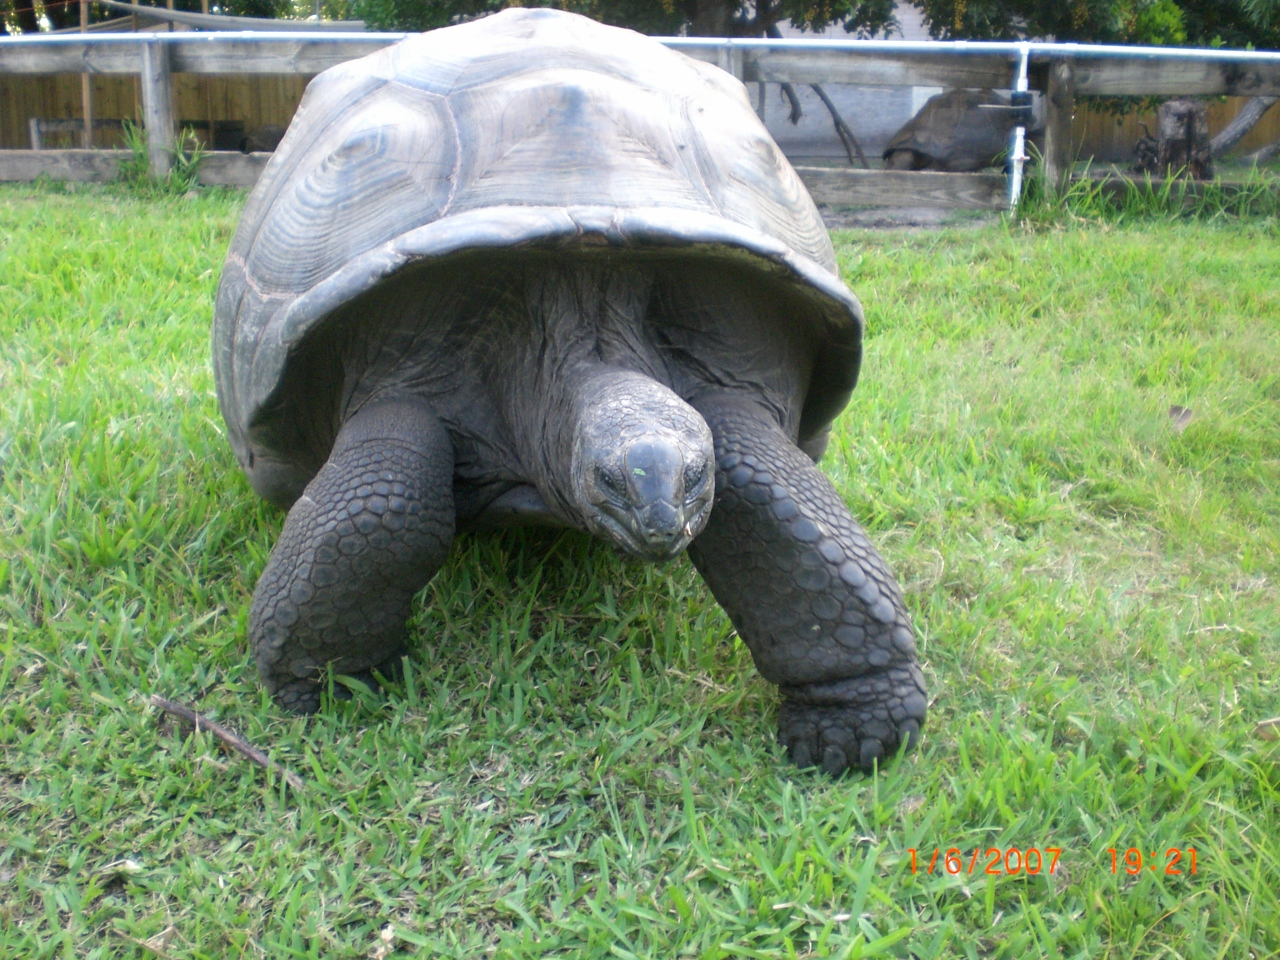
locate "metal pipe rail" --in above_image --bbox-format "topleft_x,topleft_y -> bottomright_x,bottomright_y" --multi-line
3,31 -> 1278,200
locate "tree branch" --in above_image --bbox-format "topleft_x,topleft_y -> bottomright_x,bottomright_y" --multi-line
780,82 -> 804,124
1210,96 -> 1278,157
761,24 -> 805,124
810,83 -> 870,168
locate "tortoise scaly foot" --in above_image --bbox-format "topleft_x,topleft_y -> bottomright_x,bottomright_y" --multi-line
688,396 -> 927,775
250,400 -> 454,713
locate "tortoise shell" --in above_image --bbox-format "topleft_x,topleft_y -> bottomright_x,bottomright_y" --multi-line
883,88 -> 1014,172
213,8 -> 863,497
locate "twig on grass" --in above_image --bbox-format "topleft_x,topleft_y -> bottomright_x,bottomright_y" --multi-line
113,925 -> 179,958
665,667 -> 731,694
148,694 -> 305,791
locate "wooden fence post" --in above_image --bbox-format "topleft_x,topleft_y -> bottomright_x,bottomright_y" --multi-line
1044,58 -> 1075,195
141,37 -> 175,178
717,43 -> 744,82
80,0 -> 92,148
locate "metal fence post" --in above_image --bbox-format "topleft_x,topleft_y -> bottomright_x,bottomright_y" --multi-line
140,36 -> 174,178
1007,43 -> 1031,209
1044,58 -> 1076,196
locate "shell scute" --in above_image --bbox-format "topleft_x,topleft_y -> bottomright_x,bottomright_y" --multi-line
447,71 -> 712,217
247,86 -> 456,297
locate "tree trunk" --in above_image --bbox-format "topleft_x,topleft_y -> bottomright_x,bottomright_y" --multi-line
1210,96 -> 1278,157
1157,99 -> 1213,179
689,0 -> 732,37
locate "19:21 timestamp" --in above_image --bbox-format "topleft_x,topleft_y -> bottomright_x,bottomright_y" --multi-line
1109,848 -> 1198,874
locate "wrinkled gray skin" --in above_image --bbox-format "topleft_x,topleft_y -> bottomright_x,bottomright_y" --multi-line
248,254 -> 927,776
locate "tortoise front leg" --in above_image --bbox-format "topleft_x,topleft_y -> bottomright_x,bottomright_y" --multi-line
250,398 -> 455,713
687,395 -> 927,775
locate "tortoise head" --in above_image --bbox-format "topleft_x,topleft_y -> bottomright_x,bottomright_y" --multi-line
570,375 -> 715,561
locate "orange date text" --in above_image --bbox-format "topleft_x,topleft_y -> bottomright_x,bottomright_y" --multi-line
908,847 -> 1061,876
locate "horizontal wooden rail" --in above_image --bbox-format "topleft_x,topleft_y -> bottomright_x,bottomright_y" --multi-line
0,147 -> 130,180
0,146 -> 1012,209
673,44 -> 1018,89
2,33 -> 1278,92
1069,55 -> 1280,97
0,148 -> 272,184
796,167 -> 1010,210
0,34 -> 399,74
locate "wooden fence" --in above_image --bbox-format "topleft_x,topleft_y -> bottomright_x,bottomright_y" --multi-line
6,71 -> 1278,162
1,33 -> 1278,207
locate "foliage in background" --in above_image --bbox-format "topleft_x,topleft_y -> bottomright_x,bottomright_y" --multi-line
913,0 -> 1280,48
5,0 -> 1277,45
116,120 -> 207,197
1244,0 -> 1280,31
0,0 -> 896,40
327,0 -> 1280,41
317,0 -> 898,38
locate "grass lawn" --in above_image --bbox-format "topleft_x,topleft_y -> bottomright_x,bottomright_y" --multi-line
1,182 -> 1277,959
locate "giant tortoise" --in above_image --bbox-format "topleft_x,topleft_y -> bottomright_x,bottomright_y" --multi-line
213,8 -> 927,775
884,88 -> 1031,172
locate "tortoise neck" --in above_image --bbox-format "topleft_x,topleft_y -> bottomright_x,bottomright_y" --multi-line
501,263 -> 675,527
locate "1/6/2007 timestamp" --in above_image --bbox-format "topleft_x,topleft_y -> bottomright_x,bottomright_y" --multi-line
1110,848 -> 1198,874
909,848 -> 1061,875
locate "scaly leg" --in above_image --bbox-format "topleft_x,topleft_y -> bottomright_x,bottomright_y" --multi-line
688,395 -> 927,775
250,399 -> 455,712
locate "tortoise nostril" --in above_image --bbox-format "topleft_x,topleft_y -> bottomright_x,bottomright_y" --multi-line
639,501 -> 682,542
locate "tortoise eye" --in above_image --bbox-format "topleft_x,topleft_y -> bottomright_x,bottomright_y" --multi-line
684,463 -> 706,493
596,467 -> 623,495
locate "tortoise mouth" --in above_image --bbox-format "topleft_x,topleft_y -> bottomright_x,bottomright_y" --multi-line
595,493 -> 713,562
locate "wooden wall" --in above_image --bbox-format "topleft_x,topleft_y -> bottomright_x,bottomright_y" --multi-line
1073,96 -> 1280,163
0,73 -> 310,149
2,72 -> 1277,160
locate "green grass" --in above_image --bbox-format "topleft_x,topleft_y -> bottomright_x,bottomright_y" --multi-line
1,181 -> 1277,959
1019,165 -> 1280,223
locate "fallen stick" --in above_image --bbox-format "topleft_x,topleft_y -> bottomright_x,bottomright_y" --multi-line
113,925 -> 179,959
149,694 -> 305,791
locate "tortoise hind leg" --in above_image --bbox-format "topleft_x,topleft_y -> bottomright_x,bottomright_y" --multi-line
686,394 -> 927,775
249,398 -> 455,713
